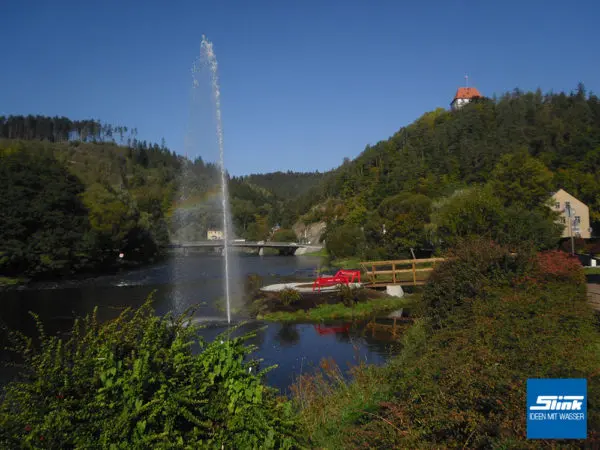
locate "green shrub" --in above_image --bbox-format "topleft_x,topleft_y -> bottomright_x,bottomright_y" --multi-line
291,359 -> 390,448
534,249 -> 586,285
370,281 -> 600,449
337,285 -> 368,307
423,238 -> 531,328
248,297 -> 269,318
0,300 -> 301,449
305,242 -> 600,448
277,288 -> 301,307
244,273 -> 264,298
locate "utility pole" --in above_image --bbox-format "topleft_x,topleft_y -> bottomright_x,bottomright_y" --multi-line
566,203 -> 575,255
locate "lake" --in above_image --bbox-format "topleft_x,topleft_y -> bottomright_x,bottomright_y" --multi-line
0,254 -> 400,393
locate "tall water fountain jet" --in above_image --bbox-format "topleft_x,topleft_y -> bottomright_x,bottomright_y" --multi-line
170,36 -> 238,323
200,35 -> 232,324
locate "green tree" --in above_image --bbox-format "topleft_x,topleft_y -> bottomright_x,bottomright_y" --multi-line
431,187 -> 561,251
430,187 -> 504,247
381,213 -> 428,258
496,206 -> 562,251
246,215 -> 270,241
230,198 -> 257,235
0,149 -> 89,277
272,228 -> 297,242
488,150 -> 554,210
82,183 -> 141,260
378,192 -> 431,222
323,222 -> 365,259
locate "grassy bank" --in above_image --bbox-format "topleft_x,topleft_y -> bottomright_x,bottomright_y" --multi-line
315,257 -> 362,274
293,243 -> 600,448
585,266 -> 600,275
302,248 -> 328,257
258,296 -> 411,322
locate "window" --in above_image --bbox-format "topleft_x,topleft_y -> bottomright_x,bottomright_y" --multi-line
565,201 -> 572,216
560,217 -> 566,224
575,216 -> 581,224
555,201 -> 560,209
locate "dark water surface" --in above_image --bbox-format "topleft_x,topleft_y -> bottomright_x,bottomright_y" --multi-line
0,255 -> 398,393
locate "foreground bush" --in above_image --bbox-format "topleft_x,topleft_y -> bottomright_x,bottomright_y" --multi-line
423,238 -> 532,328
532,249 -> 586,285
295,240 -> 600,448
0,301 -> 300,449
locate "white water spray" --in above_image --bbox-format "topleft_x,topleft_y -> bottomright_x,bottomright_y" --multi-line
200,35 -> 232,324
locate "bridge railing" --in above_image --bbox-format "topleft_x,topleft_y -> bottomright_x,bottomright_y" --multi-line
168,241 -> 301,247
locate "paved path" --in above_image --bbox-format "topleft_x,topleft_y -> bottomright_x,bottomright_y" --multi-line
260,282 -> 362,294
586,283 -> 600,311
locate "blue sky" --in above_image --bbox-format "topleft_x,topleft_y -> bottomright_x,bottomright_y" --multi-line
1,0 -> 599,176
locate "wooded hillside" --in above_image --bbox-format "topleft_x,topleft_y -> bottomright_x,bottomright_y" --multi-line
0,117 -> 323,279
296,84 -> 600,259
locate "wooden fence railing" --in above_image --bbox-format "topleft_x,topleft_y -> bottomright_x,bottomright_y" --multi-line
359,257 -> 446,287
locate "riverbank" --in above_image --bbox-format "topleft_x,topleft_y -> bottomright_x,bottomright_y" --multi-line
258,296 -> 411,321
249,279 -> 414,322
0,253 -> 168,290
297,247 -> 360,270
0,277 -> 26,288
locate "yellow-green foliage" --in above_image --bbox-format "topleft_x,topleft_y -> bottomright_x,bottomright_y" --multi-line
81,183 -> 139,241
0,299 -> 301,448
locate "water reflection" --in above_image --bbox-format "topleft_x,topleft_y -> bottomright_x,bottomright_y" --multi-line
0,255 -> 402,392
276,324 -> 301,347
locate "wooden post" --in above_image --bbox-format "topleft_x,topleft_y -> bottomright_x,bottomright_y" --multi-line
412,261 -> 417,286
393,317 -> 397,337
392,262 -> 396,284
372,264 -> 376,284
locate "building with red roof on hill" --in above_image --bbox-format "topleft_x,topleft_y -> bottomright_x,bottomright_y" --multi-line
450,86 -> 483,110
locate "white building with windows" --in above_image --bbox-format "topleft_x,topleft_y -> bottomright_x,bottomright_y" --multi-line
450,86 -> 483,110
207,230 -> 224,240
551,189 -> 591,239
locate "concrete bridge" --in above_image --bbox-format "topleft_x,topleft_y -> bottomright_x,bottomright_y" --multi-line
168,240 -> 308,256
